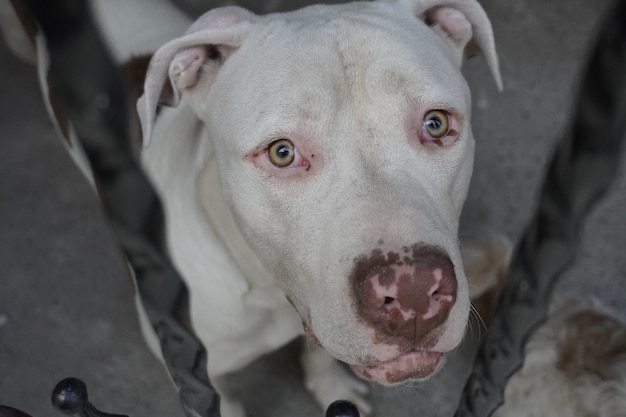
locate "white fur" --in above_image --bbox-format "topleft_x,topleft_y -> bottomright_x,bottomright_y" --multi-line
90,0 -> 191,63
8,2 -> 623,416
493,297 -> 626,417
140,0 -> 501,382
1,0 -> 506,415
135,3 -> 506,415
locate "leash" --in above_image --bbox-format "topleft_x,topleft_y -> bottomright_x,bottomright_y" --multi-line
2,0 -> 624,416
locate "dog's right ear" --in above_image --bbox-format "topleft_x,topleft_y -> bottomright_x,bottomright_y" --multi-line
138,6 -> 256,145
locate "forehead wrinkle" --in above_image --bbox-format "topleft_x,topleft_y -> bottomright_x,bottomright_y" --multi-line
330,8 -> 472,115
264,10 -> 412,117
361,44 -> 468,115
235,6 -> 469,155
243,21 -> 354,143
269,15 -> 382,113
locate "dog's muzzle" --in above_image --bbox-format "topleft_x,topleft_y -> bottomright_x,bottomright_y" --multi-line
350,244 -> 457,384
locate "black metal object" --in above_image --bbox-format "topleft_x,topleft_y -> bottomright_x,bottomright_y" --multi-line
1,0 -> 623,417
455,1 -> 626,416
326,401 -> 361,417
51,378 -> 128,417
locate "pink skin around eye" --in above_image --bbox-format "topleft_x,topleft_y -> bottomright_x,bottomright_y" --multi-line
418,111 -> 461,148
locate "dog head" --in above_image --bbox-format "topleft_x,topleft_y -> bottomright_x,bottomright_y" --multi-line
139,0 -> 500,385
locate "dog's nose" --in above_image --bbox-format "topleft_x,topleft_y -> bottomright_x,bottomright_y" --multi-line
353,245 -> 457,346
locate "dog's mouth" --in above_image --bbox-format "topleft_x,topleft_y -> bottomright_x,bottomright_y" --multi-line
350,350 -> 446,385
303,317 -> 447,385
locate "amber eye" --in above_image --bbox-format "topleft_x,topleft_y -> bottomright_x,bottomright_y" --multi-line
423,110 -> 449,139
268,139 -> 296,167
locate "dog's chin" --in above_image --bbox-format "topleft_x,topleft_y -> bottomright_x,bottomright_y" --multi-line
350,351 -> 446,385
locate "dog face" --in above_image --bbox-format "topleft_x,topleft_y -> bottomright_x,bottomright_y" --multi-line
139,0 -> 500,385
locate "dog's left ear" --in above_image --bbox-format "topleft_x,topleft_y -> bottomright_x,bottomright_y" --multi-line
137,6 -> 257,145
390,0 -> 502,90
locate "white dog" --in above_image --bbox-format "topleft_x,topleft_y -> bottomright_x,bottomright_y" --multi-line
135,0 -> 504,414
1,0 -> 508,415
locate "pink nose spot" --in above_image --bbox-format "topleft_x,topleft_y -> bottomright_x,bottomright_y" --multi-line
422,268 -> 454,320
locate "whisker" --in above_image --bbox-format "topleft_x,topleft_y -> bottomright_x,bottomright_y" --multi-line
469,303 -> 488,334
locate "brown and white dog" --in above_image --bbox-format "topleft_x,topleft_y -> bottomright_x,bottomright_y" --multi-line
492,296 -> 626,417
1,0 -> 516,415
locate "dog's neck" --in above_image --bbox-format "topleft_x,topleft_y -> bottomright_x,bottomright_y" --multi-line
142,102 -> 303,374
196,149 -> 280,296
142,102 -> 282,306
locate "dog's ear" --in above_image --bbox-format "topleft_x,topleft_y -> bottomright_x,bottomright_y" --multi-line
390,0 -> 502,90
137,6 -> 256,145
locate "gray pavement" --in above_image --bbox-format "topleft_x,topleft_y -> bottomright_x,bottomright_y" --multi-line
0,0 -> 624,416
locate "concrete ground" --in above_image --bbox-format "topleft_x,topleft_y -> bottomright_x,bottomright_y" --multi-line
0,0 -> 624,416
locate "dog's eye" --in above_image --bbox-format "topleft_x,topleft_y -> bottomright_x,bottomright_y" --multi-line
419,110 -> 460,146
422,110 -> 449,139
268,139 -> 296,167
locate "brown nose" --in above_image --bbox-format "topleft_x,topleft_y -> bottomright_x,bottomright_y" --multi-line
353,245 -> 457,346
